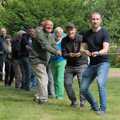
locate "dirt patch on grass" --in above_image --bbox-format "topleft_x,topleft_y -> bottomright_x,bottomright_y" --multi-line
109,71 -> 120,78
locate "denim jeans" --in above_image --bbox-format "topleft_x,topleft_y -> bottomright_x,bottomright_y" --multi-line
20,57 -> 31,91
80,62 -> 110,111
30,72 -> 38,88
64,64 -> 88,103
0,54 -> 4,80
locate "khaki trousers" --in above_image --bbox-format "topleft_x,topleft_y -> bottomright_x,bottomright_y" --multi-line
13,60 -> 22,88
32,64 -> 48,101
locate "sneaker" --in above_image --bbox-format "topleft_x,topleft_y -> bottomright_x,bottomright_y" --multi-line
91,108 -> 101,115
99,111 -> 106,116
33,96 -> 39,102
38,99 -> 48,104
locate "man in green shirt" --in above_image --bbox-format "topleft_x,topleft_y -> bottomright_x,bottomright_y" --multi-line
29,20 -> 61,103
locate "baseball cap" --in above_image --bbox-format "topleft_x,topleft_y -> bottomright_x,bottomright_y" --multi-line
66,23 -> 76,29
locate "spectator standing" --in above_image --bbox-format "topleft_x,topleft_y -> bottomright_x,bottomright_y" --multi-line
51,27 -> 66,99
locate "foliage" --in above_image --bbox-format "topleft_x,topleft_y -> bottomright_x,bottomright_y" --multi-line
0,0 -> 120,65
0,0 -> 117,34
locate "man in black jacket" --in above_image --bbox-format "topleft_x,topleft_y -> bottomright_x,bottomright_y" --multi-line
0,27 -> 9,81
61,23 -> 88,108
19,27 -> 34,91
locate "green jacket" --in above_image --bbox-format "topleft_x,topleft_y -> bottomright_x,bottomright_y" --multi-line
31,29 -> 58,65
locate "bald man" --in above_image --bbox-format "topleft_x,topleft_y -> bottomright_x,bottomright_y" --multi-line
30,20 -> 61,103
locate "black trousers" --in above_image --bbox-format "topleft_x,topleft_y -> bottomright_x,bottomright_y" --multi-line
0,54 -> 4,81
4,59 -> 15,86
64,65 -> 88,103
20,57 -> 31,91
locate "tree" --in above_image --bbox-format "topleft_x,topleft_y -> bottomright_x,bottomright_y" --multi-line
0,0 -> 8,7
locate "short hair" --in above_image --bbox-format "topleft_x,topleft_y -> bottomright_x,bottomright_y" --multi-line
16,30 -> 26,36
0,27 -> 8,35
26,26 -> 33,30
43,20 -> 53,28
0,27 -> 7,32
89,11 -> 102,19
39,20 -> 45,27
54,27 -> 63,33
24,25 -> 34,31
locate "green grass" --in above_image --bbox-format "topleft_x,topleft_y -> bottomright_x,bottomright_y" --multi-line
109,68 -> 120,72
0,76 -> 120,120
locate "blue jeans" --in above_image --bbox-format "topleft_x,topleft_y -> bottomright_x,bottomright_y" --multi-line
80,62 -> 110,112
30,71 -> 38,88
20,57 -> 32,91
0,54 -> 4,80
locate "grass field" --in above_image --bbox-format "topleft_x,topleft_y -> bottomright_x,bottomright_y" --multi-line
0,73 -> 120,120
109,68 -> 120,72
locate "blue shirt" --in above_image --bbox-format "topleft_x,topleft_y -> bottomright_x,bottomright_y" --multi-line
51,40 -> 65,62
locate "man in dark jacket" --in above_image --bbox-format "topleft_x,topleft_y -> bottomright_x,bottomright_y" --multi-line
19,27 -> 33,91
0,27 -> 8,81
12,30 -> 26,88
61,23 -> 88,108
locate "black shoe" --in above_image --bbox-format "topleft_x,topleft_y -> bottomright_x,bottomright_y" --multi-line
33,96 -> 40,102
80,100 -> 85,107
